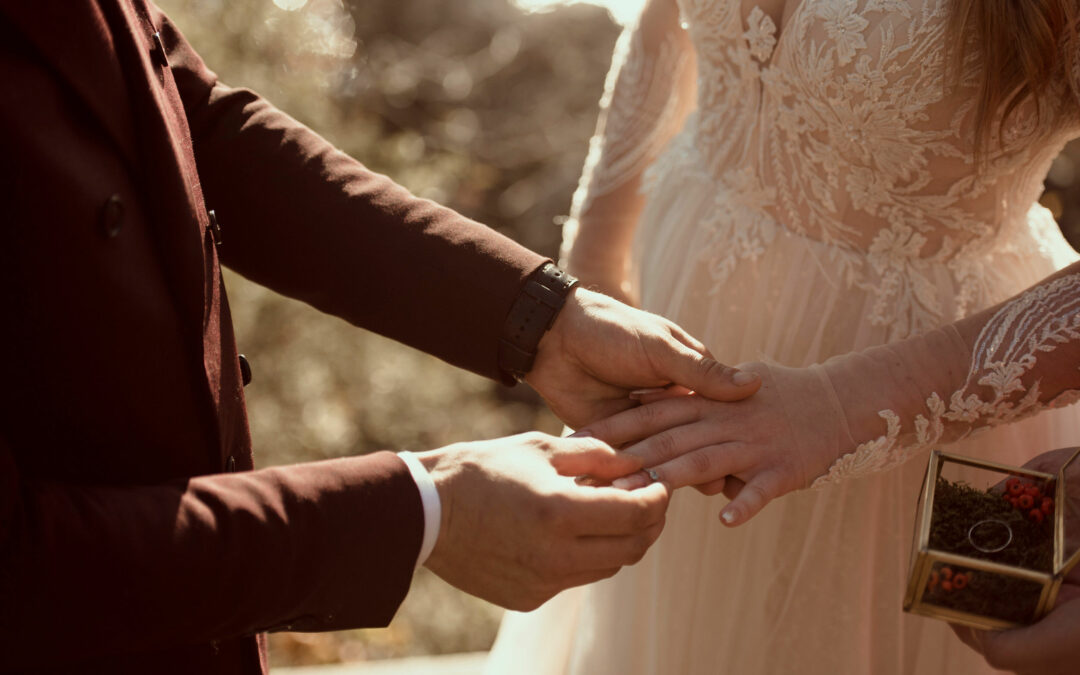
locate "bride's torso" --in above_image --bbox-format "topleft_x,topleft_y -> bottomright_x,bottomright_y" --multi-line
646,0 -> 1080,336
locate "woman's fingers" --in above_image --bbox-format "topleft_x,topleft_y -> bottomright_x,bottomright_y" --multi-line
620,419 -> 730,468
578,396 -> 704,448
718,470 -> 787,526
634,443 -> 748,490
692,475 -> 728,496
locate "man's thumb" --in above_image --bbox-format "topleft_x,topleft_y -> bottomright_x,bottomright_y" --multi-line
660,341 -> 761,401
551,436 -> 642,480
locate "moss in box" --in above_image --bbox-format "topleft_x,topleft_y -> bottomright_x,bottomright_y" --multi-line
923,477 -> 1055,623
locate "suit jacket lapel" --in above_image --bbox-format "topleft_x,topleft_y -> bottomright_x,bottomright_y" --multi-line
3,0 -> 210,351
0,0 -> 140,171
104,0 -> 211,341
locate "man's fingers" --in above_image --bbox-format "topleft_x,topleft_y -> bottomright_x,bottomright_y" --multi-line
666,321 -> 710,356
652,337 -> 761,402
573,520 -> 665,570
578,397 -> 702,448
976,598 -> 1080,674
550,437 -> 642,480
566,481 -> 670,535
629,384 -> 693,404
949,624 -> 984,654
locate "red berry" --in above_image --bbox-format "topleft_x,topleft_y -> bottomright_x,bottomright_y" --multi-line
1029,509 -> 1045,525
1018,494 -> 1035,510
1008,480 -> 1025,496
1009,496 -> 1020,507
928,570 -> 940,590
1025,485 -> 1042,499
953,573 -> 969,590
941,580 -> 954,592
1041,497 -> 1054,514
940,567 -> 954,581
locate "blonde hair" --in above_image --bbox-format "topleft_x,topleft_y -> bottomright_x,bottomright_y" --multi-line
949,0 -> 1079,155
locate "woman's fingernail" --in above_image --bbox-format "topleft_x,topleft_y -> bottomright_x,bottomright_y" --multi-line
732,370 -> 758,386
720,510 -> 737,525
569,429 -> 593,438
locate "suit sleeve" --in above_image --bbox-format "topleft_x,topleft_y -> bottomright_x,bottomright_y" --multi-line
0,441 -> 424,669
154,7 -> 548,382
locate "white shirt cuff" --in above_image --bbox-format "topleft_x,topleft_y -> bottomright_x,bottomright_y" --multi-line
397,451 -> 441,568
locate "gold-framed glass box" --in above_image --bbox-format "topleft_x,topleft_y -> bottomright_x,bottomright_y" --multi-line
904,448 -> 1080,630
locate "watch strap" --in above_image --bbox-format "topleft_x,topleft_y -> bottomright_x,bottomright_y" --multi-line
498,263 -> 578,382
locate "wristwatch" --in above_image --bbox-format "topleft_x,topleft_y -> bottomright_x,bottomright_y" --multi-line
498,262 -> 579,382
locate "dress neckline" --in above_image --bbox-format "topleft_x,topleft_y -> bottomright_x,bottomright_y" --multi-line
740,0 -> 812,67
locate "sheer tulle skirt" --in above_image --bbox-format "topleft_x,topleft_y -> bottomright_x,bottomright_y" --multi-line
486,159 -> 1080,675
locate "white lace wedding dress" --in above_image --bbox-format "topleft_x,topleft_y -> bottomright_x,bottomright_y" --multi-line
486,0 -> 1080,673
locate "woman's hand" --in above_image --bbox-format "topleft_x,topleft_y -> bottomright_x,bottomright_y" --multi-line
577,362 -> 854,526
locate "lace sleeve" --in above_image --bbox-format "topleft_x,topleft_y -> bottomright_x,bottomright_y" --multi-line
811,264 -> 1080,487
560,0 -> 695,302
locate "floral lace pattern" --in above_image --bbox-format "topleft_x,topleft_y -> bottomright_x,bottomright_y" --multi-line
641,0 -> 1080,339
573,27 -> 692,219
561,19 -> 693,266
812,273 -> 1080,487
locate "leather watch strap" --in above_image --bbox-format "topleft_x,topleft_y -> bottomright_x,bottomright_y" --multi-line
498,263 -> 578,382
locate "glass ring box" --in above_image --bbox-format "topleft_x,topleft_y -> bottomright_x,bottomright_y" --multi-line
904,448 -> 1080,630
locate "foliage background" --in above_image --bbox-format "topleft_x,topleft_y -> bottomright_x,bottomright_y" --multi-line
155,0 -> 1080,667
155,0 -> 622,666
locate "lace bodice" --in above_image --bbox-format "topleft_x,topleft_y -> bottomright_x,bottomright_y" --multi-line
567,0 -> 1080,339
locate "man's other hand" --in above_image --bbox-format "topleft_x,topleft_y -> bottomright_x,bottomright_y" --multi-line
526,288 -> 761,430
417,432 -> 669,611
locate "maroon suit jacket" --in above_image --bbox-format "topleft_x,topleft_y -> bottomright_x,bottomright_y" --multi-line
0,0 -> 546,672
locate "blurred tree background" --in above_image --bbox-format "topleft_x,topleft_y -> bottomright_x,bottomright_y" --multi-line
154,0 -> 623,667
155,0 -> 1080,668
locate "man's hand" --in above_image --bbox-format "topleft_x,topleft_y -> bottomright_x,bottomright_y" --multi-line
951,446 -> 1080,674
952,579 -> 1080,675
417,432 -> 669,611
526,288 -> 761,430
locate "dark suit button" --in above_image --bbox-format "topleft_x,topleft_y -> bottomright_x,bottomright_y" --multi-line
208,209 -> 222,247
226,455 -> 236,473
100,194 -> 124,238
151,31 -> 169,67
238,354 -> 252,386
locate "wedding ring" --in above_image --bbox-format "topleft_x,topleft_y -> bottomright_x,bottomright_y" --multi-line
968,519 -> 1013,553
646,468 -> 661,483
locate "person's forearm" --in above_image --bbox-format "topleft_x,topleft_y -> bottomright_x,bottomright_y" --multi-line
154,6 -> 546,381
0,446 -> 422,669
561,0 -> 695,300
813,260 -> 1080,486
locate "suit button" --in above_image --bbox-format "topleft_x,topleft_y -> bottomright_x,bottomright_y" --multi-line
207,209 -> 222,247
100,194 -> 124,238
238,354 -> 252,386
226,455 -> 236,473
151,31 -> 169,67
